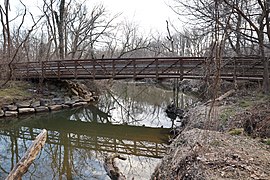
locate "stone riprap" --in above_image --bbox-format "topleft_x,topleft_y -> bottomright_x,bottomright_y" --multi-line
0,95 -> 98,118
0,80 -> 99,118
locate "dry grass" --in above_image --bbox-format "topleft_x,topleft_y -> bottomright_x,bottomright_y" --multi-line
0,81 -> 32,106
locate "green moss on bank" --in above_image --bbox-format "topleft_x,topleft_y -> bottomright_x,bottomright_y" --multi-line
263,139 -> 270,145
0,81 -> 32,106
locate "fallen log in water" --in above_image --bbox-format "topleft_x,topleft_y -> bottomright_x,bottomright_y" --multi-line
104,154 -> 127,180
6,129 -> 47,180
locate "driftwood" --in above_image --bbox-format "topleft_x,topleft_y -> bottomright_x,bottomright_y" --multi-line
205,89 -> 235,105
6,129 -> 47,180
104,154 -> 127,180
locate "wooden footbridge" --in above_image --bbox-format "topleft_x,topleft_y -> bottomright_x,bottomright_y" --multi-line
9,56 -> 268,81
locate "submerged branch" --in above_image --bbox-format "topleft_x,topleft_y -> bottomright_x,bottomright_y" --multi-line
104,154 -> 127,180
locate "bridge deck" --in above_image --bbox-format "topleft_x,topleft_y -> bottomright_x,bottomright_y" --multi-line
8,56 -> 269,80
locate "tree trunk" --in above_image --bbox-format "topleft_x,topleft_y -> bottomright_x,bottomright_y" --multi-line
58,0 -> 65,59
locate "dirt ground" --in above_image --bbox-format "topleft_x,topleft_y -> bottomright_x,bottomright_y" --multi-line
152,128 -> 270,180
152,81 -> 270,180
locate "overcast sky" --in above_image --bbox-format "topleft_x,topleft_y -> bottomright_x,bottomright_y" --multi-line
91,0 -> 180,34
4,0 -> 180,34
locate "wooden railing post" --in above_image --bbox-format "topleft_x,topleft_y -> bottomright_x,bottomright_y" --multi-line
27,62 -> 29,79
75,60 -> 77,79
42,62 -> 44,79
155,58 -> 159,79
93,59 -> 96,79
57,61 -> 60,80
133,59 -> 136,79
112,59 -> 115,79
180,58 -> 183,80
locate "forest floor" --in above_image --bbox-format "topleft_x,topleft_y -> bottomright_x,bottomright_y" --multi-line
152,80 -> 270,180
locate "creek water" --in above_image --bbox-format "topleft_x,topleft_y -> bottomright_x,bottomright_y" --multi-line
0,81 -> 193,180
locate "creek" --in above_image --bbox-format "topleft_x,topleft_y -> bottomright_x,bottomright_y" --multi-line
0,81 -> 194,179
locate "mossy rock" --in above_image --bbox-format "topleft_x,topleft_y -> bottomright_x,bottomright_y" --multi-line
262,139 -> 270,145
228,128 -> 244,136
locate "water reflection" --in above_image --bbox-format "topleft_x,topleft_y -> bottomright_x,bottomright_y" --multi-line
0,81 -> 193,179
97,81 -> 193,127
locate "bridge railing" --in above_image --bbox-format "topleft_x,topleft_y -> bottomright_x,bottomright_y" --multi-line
8,56 -> 268,80
40,57 -> 207,79
11,61 -> 42,79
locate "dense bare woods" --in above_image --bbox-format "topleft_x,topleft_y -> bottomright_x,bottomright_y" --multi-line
0,0 -> 269,92
170,0 -> 270,92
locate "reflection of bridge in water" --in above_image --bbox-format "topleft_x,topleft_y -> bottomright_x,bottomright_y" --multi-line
0,110 -> 170,158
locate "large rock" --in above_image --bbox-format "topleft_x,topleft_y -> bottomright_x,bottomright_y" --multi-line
16,100 -> 31,108
52,97 -> 64,105
64,96 -> 71,102
49,105 -> 62,111
66,80 -> 95,100
31,101 -> 40,108
5,111 -> 18,117
62,104 -> 70,109
82,94 -> 93,102
0,110 -> 4,117
71,96 -> 81,103
71,88 -> 79,96
18,108 -> 35,114
64,100 -> 76,106
35,106 -> 50,112
40,99 -> 51,106
72,101 -> 88,107
4,105 -> 17,111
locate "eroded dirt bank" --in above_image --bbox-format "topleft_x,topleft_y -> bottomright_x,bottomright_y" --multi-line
152,82 -> 270,180
152,128 -> 270,179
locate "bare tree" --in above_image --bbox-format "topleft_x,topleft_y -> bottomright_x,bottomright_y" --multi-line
222,0 -> 270,93
66,4 -> 117,59
54,0 -> 66,59
170,0 -> 270,93
0,0 -> 43,86
41,0 -> 118,60
117,21 -> 150,58
0,0 -> 12,62
42,0 -> 59,59
101,20 -> 151,58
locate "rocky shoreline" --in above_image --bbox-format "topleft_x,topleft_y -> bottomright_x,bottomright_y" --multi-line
0,80 -> 98,118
